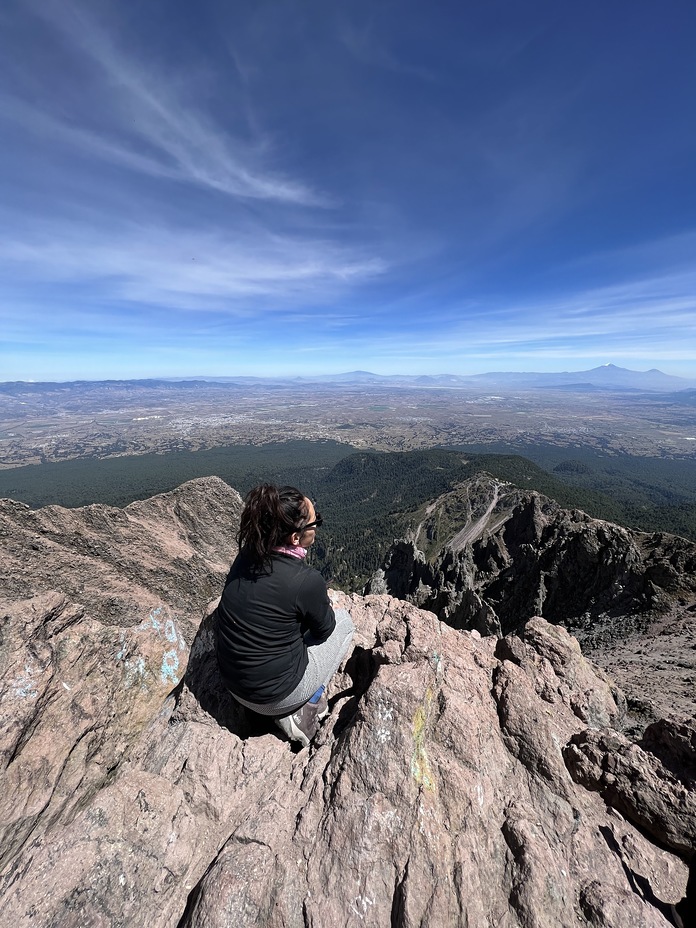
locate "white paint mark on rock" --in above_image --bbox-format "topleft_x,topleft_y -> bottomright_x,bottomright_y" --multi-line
374,698 -> 394,746
126,608 -> 187,688
10,662 -> 39,699
349,894 -> 374,920
123,656 -> 147,689
160,649 -> 180,686
136,606 -> 164,636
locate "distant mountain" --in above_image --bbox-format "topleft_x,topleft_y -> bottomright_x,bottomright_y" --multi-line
275,365 -> 696,392
0,378 -> 245,395
283,364 -> 696,391
2,364 -> 694,392
468,364 -> 696,392
296,371 -> 474,386
297,370 -> 391,384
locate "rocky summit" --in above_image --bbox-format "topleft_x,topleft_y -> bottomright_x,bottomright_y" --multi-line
0,477 -> 694,927
367,473 -> 696,726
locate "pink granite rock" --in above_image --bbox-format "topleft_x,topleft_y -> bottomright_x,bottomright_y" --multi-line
0,483 -> 693,927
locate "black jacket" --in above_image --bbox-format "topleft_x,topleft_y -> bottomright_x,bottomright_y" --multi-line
216,550 -> 336,703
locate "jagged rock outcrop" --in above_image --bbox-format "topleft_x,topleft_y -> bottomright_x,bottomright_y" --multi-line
0,475 -> 241,642
368,475 -> 696,635
0,477 -> 242,899
0,480 -> 694,926
367,474 -> 696,723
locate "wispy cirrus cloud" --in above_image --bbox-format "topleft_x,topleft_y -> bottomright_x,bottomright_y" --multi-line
279,266 -> 696,367
0,219 -> 387,315
2,1 -> 695,380
470,272 -> 696,353
9,0 -> 327,206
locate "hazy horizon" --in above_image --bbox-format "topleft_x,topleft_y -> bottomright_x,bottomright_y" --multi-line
3,361 -> 696,386
2,2 -> 695,381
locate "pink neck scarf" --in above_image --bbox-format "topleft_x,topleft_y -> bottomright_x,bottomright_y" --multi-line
271,545 -> 307,560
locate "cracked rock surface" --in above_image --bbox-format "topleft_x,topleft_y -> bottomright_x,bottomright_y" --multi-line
0,480 -> 694,927
367,474 -> 696,724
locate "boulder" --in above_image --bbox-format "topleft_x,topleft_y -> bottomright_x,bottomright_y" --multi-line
0,592 -> 692,926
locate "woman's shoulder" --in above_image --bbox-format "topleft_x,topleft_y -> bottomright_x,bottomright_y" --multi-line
268,552 -> 321,579
293,559 -> 327,590
271,552 -> 309,573
227,549 -> 271,581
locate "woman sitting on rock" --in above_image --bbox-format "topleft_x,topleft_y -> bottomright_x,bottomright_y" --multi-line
216,484 -> 354,747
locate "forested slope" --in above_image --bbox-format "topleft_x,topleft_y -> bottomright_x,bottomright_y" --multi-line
311,449 -> 667,589
1,443 -> 694,591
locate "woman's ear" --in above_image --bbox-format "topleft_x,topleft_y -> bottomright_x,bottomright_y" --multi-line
289,531 -> 301,546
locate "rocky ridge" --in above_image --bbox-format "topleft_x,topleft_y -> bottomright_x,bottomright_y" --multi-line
0,477 -> 694,926
367,473 -> 696,723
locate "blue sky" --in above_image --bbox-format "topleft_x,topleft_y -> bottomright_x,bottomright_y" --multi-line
1,0 -> 695,380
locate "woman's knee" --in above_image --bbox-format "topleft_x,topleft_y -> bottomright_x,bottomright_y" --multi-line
334,607 -> 355,636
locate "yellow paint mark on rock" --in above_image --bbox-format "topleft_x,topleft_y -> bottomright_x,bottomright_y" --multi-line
411,688 -> 435,791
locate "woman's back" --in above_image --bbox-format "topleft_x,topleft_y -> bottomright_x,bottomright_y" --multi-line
217,549 -> 334,703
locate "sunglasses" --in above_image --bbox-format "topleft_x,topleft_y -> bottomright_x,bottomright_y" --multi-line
300,513 -> 323,531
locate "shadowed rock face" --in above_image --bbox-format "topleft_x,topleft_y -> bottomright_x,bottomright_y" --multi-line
0,480 -> 694,927
367,474 -> 696,724
368,475 -> 696,636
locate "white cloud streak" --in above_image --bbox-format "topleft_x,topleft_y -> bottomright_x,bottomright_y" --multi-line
273,267 -> 696,362
0,221 -> 387,314
15,0 -> 327,206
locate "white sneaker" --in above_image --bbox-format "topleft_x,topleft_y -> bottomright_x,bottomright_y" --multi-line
274,701 -> 320,747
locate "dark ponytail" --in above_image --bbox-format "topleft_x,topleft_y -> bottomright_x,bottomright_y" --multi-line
237,484 -> 309,567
